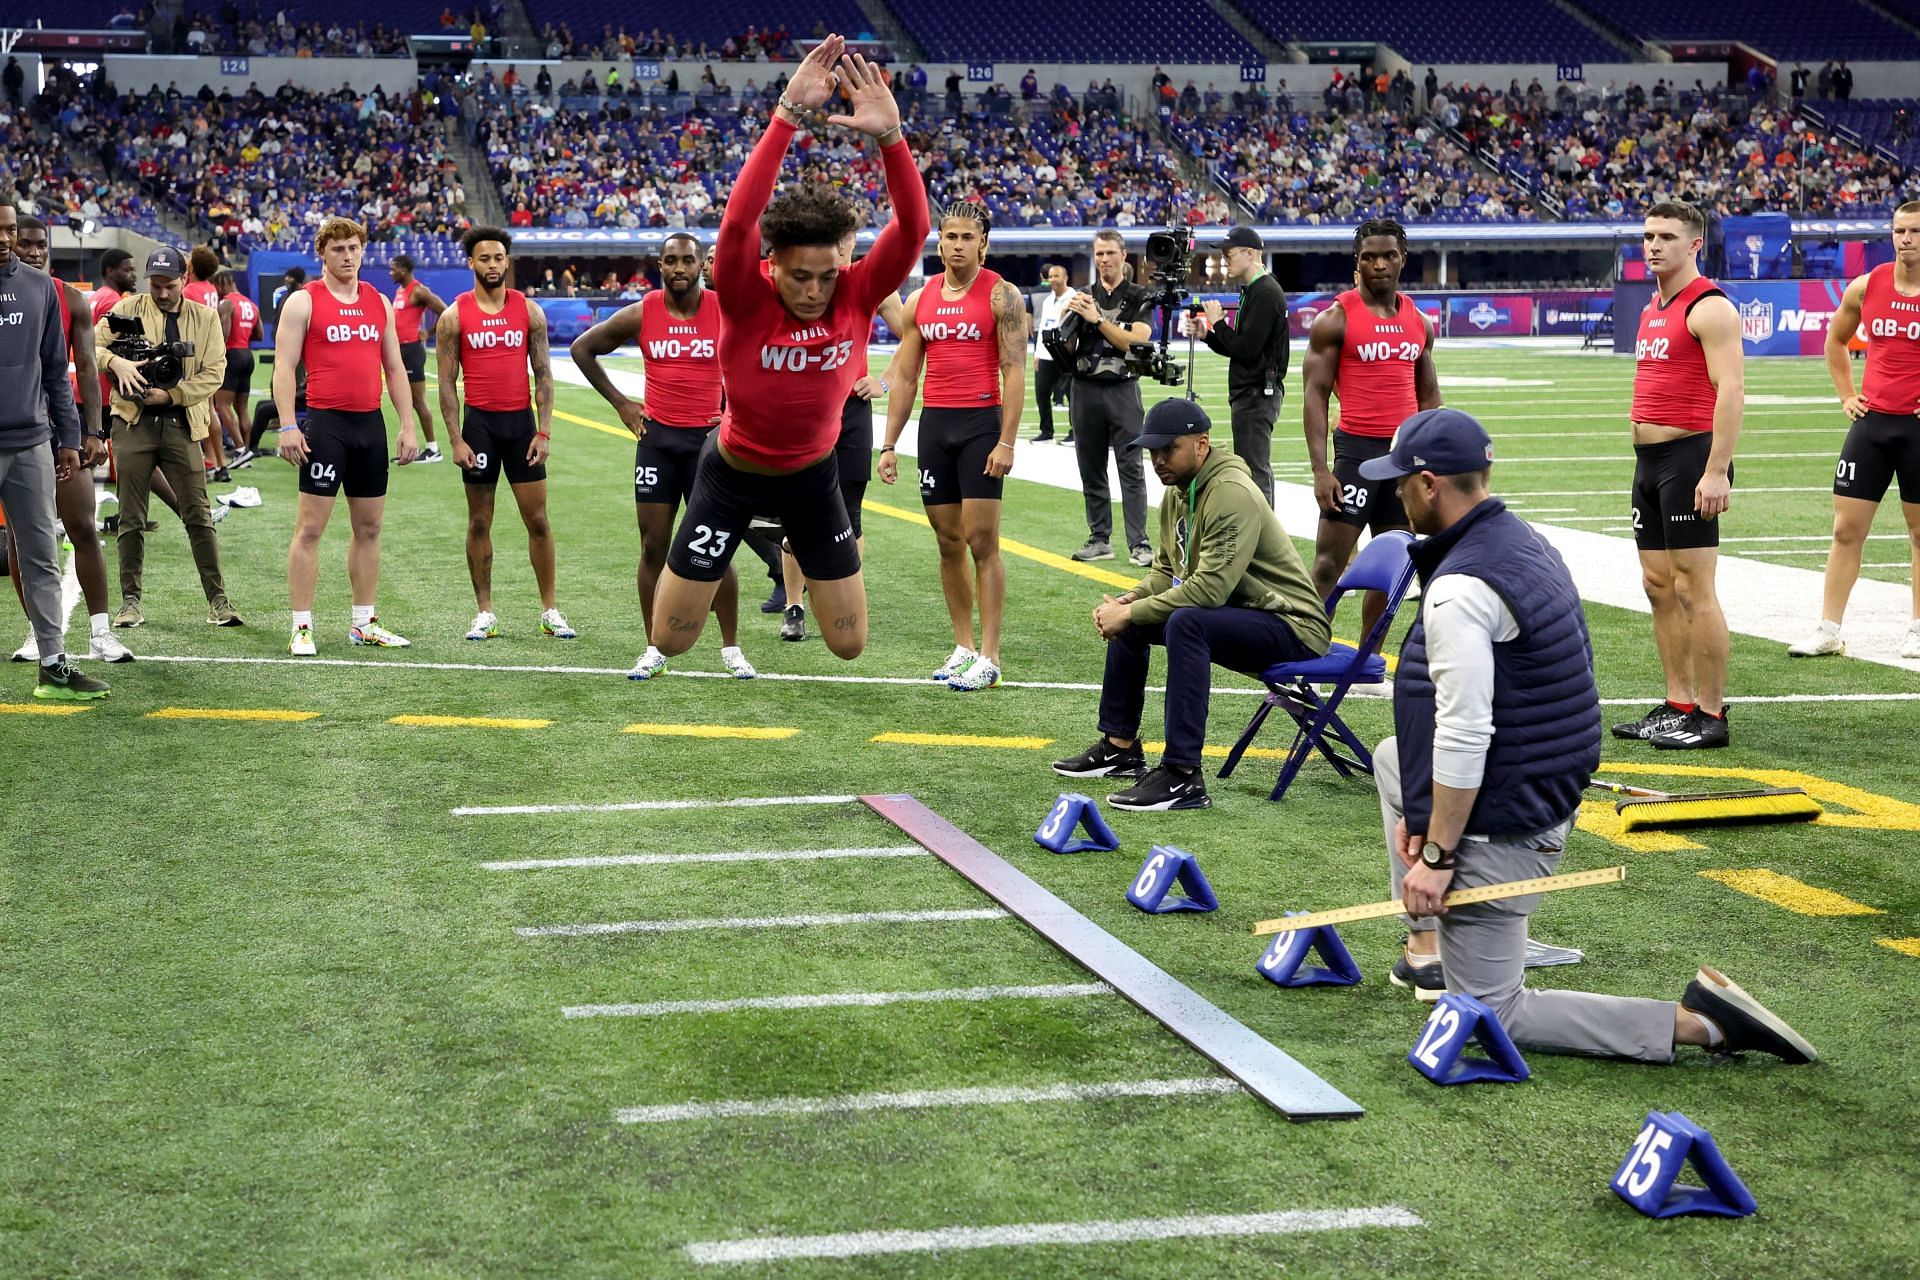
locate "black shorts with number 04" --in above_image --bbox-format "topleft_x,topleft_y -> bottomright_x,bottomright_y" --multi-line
461,407 -> 545,487
635,420 -> 713,506
1324,430 -> 1408,531
668,433 -> 860,583
917,405 -> 1004,506
1834,409 -> 1920,504
220,347 -> 254,396
1632,432 -> 1729,551
297,408 -> 389,499
400,340 -> 427,384
838,395 -> 872,537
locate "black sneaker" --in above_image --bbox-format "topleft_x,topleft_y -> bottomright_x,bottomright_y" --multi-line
1051,738 -> 1148,779
210,466 -> 232,483
759,582 -> 787,614
33,659 -> 111,701
1108,764 -> 1212,811
1611,702 -> 1688,741
1681,966 -> 1816,1063
1029,431 -> 1053,442
779,605 -> 807,642
1651,706 -> 1730,750
1388,939 -> 1445,1002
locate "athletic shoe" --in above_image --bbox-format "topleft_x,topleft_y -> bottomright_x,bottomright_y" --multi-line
780,605 -> 807,642
1651,706 -> 1730,750
1108,764 -> 1212,811
1058,433 -> 1075,446
540,608 -> 577,639
932,644 -> 977,681
1786,622 -> 1845,657
349,619 -> 411,648
1029,431 -> 1053,442
112,599 -> 143,628
465,611 -> 499,641
10,636 -> 37,662
1051,737 -> 1149,779
210,466 -> 231,483
89,630 -> 134,663
229,447 -> 255,469
1348,678 -> 1395,699
947,654 -> 1001,691
759,583 -> 787,613
1389,940 -> 1445,1003
207,596 -> 244,626
289,624 -> 317,656
1610,702 -> 1687,741
416,445 -> 445,464
1903,621 -> 1920,660
1680,965 -> 1816,1063
210,502 -> 228,524
628,647 -> 666,680
1128,543 -> 1154,568
33,658 -> 109,701
720,645 -> 758,679
1071,539 -> 1114,562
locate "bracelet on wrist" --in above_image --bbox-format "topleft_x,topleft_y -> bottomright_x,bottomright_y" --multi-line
992,441 -> 1013,450
777,96 -> 802,116
879,444 -> 896,453
536,430 -> 551,438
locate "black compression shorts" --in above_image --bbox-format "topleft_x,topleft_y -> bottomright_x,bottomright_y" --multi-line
1325,430 -> 1408,531
1834,410 -> 1920,505
220,348 -> 254,396
917,406 -> 1005,506
399,341 -> 427,383
298,408 -> 389,499
1632,432 -> 1730,551
460,407 -> 545,487
838,395 -> 873,537
635,421 -> 713,507
668,434 -> 859,583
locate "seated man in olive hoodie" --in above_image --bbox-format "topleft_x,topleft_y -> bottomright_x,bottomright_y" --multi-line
1054,398 -> 1331,810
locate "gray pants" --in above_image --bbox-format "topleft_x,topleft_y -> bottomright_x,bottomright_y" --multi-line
0,442 -> 67,658
1227,382 -> 1281,507
1069,378 -> 1148,549
1376,735 -> 1677,1063
111,414 -> 226,605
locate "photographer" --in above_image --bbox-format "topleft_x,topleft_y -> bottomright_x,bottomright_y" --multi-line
95,248 -> 241,628
1192,227 -> 1289,506
1062,230 -> 1153,566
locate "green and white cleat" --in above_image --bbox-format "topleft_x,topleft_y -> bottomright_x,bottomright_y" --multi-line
720,645 -> 758,679
947,654 -> 1002,692
628,647 -> 666,681
541,608 -> 577,639
932,644 -> 977,682
466,610 -> 499,641
349,619 -> 411,648
289,624 -> 317,656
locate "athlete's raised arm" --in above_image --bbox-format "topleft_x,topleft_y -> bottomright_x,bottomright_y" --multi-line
833,54 -> 927,308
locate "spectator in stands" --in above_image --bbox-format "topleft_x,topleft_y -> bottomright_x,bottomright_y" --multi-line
1817,60 -> 1835,99
1834,61 -> 1854,102
1021,70 -> 1038,101
1790,64 -> 1810,103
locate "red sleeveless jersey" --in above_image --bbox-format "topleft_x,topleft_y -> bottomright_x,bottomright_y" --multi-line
184,280 -> 219,309
223,291 -> 259,349
1630,275 -> 1723,432
637,290 -> 723,427
1858,264 -> 1920,416
455,289 -> 532,412
302,279 -> 388,412
393,281 -> 428,343
1333,289 -> 1429,437
52,275 -> 78,395
915,267 -> 1002,409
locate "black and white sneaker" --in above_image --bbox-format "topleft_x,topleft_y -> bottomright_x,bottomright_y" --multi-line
779,605 -> 807,642
1051,738 -> 1148,779
1108,765 -> 1212,811
1681,966 -> 1816,1063
1651,706 -> 1730,750
1611,702 -> 1688,741
1389,939 -> 1445,1002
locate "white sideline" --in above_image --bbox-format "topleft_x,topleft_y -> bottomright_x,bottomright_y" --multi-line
518,907 -> 1007,937
562,982 -> 1110,1019
616,1076 -> 1241,1124
683,1206 -> 1425,1264
455,795 -> 853,816
481,845 -> 927,871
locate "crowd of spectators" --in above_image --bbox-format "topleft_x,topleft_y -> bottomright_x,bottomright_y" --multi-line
530,19 -> 822,62
3,70 -> 167,237
119,2 -> 426,57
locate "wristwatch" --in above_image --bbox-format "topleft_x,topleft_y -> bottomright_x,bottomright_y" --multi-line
1418,841 -> 1457,870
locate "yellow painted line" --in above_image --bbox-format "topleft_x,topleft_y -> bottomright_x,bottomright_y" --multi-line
1877,937 -> 1920,958
873,731 -> 1055,749
0,701 -> 93,716
553,406 -> 632,440
1698,869 -> 1883,918
1573,799 -> 1705,853
622,722 -> 798,740
390,714 -> 552,730
148,707 -> 320,722
1599,762 -> 1920,832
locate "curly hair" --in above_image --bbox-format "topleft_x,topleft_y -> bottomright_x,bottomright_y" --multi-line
1353,218 -> 1408,256
315,216 -> 369,253
760,183 -> 859,252
189,245 -> 222,281
461,226 -> 513,257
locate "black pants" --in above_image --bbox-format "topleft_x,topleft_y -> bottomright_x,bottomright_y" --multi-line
1228,382 -> 1281,508
1034,360 -> 1069,438
1070,378 -> 1148,549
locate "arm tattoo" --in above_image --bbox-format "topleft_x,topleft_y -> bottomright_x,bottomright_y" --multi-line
528,307 -> 554,431
435,308 -> 462,429
993,281 -> 1025,369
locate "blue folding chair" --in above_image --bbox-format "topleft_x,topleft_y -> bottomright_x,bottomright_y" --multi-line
1217,530 -> 1417,800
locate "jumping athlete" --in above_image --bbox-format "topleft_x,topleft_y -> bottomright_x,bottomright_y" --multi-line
391,254 -> 447,461
650,35 -> 928,662
1612,200 -> 1743,750
437,226 -> 573,644
1790,199 -> 1920,660
878,201 -> 1025,691
275,216 -> 420,655
570,230 -> 755,678
214,269 -> 260,464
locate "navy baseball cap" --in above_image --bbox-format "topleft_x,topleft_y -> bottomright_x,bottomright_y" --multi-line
144,247 -> 187,279
1136,397 -> 1212,450
1358,408 -> 1495,481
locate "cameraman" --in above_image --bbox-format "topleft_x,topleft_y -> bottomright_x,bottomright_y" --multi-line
95,248 -> 241,628
1064,230 -> 1153,566
1193,227 -> 1289,506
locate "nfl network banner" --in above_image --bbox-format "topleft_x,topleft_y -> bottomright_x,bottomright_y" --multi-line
1725,279 -> 1850,356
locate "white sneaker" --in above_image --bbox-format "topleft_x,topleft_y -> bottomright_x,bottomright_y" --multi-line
89,630 -> 134,663
1786,622 -> 1845,658
540,608 -> 577,639
720,645 -> 758,679
1348,678 -> 1395,699
10,635 -> 37,663
1904,622 -> 1920,660
289,623 -> 317,656
948,654 -> 1002,691
933,644 -> 977,682
210,502 -> 228,524
349,619 -> 410,648
628,647 -> 666,680
466,610 -> 499,641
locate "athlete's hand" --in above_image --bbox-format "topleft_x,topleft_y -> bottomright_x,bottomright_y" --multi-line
54,447 -> 79,483
527,431 -> 549,466
450,436 -> 478,470
1694,467 -> 1731,519
827,52 -> 901,138
877,449 -> 899,485
851,375 -> 886,400
616,399 -> 648,438
1840,393 -> 1869,420
1312,468 -> 1342,514
782,34 -> 844,111
1401,861 -> 1454,919
82,435 -> 109,468
278,425 -> 310,465
395,428 -> 420,466
985,441 -> 1013,479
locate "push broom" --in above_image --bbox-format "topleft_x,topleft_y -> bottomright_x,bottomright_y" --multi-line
1588,779 -> 1823,831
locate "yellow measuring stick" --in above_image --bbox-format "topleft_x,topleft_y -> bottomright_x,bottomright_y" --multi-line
1250,865 -> 1627,936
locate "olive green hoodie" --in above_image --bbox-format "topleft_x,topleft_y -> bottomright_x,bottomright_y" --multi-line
1126,447 -> 1331,653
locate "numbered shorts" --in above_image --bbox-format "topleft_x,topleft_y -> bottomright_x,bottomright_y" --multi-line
399,341 -> 427,384
917,406 -> 1005,506
298,408 -> 389,499
668,434 -> 859,583
634,421 -> 713,507
460,407 -> 545,488
1632,432 -> 1728,552
220,347 -> 254,396
1833,410 -> 1920,504
838,395 -> 873,537
1325,430 -> 1408,531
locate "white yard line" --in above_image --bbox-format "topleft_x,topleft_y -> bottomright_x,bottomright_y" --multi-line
616,1076 -> 1241,1124
518,907 -> 1007,938
455,795 -> 854,816
480,846 -> 927,871
562,982 -> 1110,1019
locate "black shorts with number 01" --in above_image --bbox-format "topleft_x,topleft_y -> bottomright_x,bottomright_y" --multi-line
917,405 -> 1004,506
838,395 -> 872,537
1834,409 -> 1920,504
668,433 -> 859,583
1632,431 -> 1729,551
220,347 -> 254,396
635,420 -> 713,507
1324,430 -> 1408,531
298,408 -> 389,499
461,406 -> 545,487
400,340 -> 428,384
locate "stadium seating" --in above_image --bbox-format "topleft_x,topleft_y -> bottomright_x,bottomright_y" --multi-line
1802,98 -> 1920,167
887,0 -> 1256,62
1567,0 -> 1920,60
523,2 -> 871,56
1231,0 -> 1619,62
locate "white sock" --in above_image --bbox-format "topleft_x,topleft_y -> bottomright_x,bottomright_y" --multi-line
643,645 -> 662,662
1818,619 -> 1842,635
352,604 -> 375,627
40,652 -> 62,668
1697,1014 -> 1725,1050
721,645 -> 743,658
90,612 -> 109,636
292,611 -> 313,628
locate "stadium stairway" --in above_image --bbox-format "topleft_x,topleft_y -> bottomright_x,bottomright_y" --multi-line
1200,0 -> 1289,64
858,0 -> 926,62
452,128 -> 510,229
1544,0 -> 1645,57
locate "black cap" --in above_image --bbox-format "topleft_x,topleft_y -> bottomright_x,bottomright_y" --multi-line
144,247 -> 187,279
1135,397 -> 1212,450
1220,226 -> 1265,252
1357,408 -> 1495,481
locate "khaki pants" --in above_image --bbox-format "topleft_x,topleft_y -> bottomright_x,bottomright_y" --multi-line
111,414 -> 226,605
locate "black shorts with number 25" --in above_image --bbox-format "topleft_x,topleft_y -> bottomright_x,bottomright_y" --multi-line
460,407 -> 546,488
634,421 -> 713,507
667,434 -> 859,583
297,408 -> 389,499
1323,429 -> 1409,531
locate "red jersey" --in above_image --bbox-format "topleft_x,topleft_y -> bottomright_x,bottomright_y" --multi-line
637,289 -> 722,428
223,291 -> 260,349
915,268 -> 1003,409
52,275 -> 71,355
1630,274 -> 1724,432
455,288 -> 532,412
90,286 -> 121,325
301,279 -> 388,412
393,281 -> 428,343
1333,288 -> 1429,437
713,116 -> 929,470
1858,263 -> 1920,416
184,280 -> 219,309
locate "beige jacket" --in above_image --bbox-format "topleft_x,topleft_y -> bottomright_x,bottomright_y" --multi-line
94,293 -> 227,439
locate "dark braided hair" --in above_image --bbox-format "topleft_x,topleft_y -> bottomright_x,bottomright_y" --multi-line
1353,218 -> 1409,255
937,200 -> 991,238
